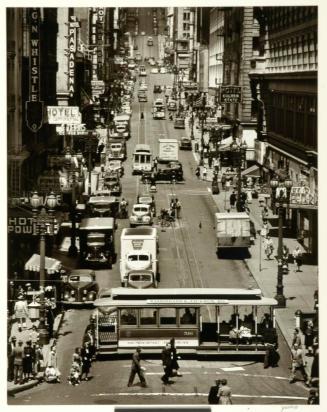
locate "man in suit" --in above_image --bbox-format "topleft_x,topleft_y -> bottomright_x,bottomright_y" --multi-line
7,336 -> 16,381
161,343 -> 172,385
208,379 -> 221,404
290,343 -> 308,383
127,348 -> 147,388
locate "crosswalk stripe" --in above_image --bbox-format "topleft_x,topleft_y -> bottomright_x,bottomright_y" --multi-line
91,393 -> 307,400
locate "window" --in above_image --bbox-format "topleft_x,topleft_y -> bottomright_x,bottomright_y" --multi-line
179,308 -> 196,325
140,308 -> 157,325
183,23 -> 189,31
183,12 -> 190,20
159,308 -> 176,325
120,308 -> 137,325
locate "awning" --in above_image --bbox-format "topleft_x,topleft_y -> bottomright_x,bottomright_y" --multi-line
241,165 -> 261,177
24,254 -> 62,274
218,136 -> 234,152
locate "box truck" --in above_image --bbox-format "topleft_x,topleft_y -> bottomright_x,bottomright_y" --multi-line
215,212 -> 251,251
120,227 -> 159,287
158,138 -> 178,163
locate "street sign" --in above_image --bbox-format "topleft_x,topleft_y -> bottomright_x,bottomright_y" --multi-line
56,123 -> 88,135
220,86 -> 242,104
47,106 -> 81,124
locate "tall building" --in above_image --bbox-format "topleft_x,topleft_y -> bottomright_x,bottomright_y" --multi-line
208,8 -> 224,104
250,6 -> 318,261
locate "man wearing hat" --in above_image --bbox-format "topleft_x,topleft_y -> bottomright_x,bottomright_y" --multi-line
127,347 -> 147,388
14,294 -> 29,328
7,336 -> 16,381
13,339 -> 24,384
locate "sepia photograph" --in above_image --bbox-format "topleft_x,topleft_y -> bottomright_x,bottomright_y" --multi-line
5,2 -> 320,409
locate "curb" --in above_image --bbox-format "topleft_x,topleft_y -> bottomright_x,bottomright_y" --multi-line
7,312 -> 65,397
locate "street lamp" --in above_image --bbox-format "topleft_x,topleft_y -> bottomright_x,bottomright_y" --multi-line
189,94 -> 195,140
230,138 -> 247,211
30,191 -> 58,344
64,147 -> 83,257
270,175 -> 293,308
198,109 -> 207,166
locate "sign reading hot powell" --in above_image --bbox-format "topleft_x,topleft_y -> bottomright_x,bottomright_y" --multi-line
47,106 -> 81,124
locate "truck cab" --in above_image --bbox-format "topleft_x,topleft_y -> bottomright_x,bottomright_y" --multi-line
79,217 -> 116,268
87,196 -> 119,218
108,140 -> 126,161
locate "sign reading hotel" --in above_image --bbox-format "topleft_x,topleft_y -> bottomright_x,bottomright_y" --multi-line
220,85 -> 242,104
96,8 -> 105,79
68,16 -> 80,97
25,8 -> 44,132
47,106 -> 81,124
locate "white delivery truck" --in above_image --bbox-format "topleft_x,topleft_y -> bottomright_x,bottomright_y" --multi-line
120,227 -> 159,287
215,212 -> 251,252
158,138 -> 179,163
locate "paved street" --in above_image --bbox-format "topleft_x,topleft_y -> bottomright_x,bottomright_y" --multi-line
7,6 -> 319,408
8,71 -> 310,406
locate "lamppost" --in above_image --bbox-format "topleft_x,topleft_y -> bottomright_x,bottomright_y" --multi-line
65,148 -> 83,257
230,138 -> 247,212
30,191 -> 58,344
189,94 -> 195,140
269,175 -> 293,308
198,109 -> 207,166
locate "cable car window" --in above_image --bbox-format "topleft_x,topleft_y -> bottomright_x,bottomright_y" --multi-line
120,309 -> 137,325
140,308 -> 157,325
159,308 -> 176,325
179,308 -> 196,324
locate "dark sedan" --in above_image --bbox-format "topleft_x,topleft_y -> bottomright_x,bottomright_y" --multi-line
153,85 -> 161,93
155,162 -> 184,182
62,269 -> 99,306
179,137 -> 192,150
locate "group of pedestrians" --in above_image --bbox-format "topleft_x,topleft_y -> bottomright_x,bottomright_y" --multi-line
68,342 -> 93,386
8,325 -> 44,385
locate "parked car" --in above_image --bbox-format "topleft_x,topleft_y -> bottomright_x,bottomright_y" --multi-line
174,117 -> 185,129
179,137 -> 192,150
62,269 -> 99,306
160,67 -> 167,74
155,161 -> 184,182
129,204 -> 153,227
107,160 -> 124,177
103,172 -> 122,196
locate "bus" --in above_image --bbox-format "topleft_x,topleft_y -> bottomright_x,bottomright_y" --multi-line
132,144 -> 152,174
91,288 -> 278,357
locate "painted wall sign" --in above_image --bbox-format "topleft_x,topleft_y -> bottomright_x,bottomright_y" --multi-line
25,8 -> 44,132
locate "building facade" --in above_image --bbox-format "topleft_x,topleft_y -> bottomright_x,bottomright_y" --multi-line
250,6 -> 318,261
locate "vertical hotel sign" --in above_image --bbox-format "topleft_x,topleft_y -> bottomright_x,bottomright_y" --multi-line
25,8 -> 44,132
68,16 -> 80,97
96,8 -> 105,80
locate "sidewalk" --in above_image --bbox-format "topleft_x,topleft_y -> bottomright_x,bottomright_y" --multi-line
7,309 -> 65,396
189,143 -> 318,355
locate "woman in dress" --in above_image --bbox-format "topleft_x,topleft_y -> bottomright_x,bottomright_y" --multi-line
218,379 -> 233,404
80,342 -> 92,381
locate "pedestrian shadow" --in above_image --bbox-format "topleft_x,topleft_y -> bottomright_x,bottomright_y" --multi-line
57,330 -> 72,337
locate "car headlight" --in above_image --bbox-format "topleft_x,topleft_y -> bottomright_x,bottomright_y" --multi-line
82,296 -> 87,301
88,292 -> 96,301
144,216 -> 150,222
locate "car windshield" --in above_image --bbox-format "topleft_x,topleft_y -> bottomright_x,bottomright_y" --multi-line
69,275 -> 92,282
128,255 -> 150,261
130,274 -> 152,281
134,206 -> 148,212
111,145 -> 121,149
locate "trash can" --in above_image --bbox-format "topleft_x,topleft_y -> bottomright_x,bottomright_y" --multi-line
28,301 -> 40,321
195,142 -> 199,152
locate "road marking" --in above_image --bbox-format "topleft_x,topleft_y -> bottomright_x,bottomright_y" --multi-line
145,372 -> 192,375
91,393 -> 307,400
221,367 -> 244,371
